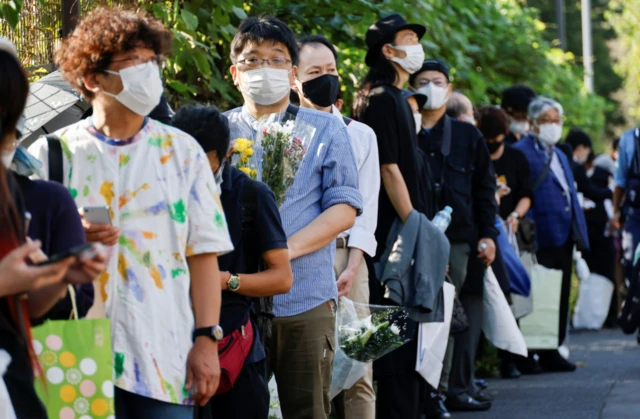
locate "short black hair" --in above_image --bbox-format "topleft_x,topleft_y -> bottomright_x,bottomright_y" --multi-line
565,128 -> 593,150
477,106 -> 509,140
298,35 -> 338,61
171,105 -> 230,159
613,137 -> 620,151
0,50 -> 29,142
230,16 -> 299,65
501,84 -> 536,114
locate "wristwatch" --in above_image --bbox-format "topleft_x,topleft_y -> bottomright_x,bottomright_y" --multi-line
227,273 -> 241,292
509,211 -> 520,219
193,325 -> 224,342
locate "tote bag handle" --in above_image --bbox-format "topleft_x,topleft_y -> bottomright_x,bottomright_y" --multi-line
68,285 -> 79,321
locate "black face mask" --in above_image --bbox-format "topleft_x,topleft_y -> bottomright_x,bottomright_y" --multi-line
486,141 -> 503,154
301,74 -> 340,108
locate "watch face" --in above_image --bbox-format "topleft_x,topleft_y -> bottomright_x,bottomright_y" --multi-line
229,276 -> 240,291
213,326 -> 224,341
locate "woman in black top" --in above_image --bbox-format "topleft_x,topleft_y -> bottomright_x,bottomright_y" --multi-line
477,106 -> 533,232
352,14 -> 428,419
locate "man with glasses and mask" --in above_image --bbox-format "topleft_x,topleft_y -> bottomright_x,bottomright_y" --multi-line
294,34 -> 380,419
410,58 -> 498,416
29,8 -> 234,417
224,16 -> 362,419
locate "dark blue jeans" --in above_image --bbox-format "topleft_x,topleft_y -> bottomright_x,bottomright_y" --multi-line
115,387 -> 194,419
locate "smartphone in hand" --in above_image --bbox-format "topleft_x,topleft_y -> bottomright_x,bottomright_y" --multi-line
35,244 -> 93,266
82,206 -> 111,225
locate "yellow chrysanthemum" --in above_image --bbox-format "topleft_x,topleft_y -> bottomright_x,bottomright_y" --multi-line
242,147 -> 254,157
250,169 -> 257,178
239,167 -> 252,176
233,138 -> 253,153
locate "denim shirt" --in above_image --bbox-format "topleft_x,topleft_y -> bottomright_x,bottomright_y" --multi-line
614,127 -> 639,189
225,105 -> 363,317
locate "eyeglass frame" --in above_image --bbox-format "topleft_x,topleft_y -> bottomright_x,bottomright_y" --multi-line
105,54 -> 166,72
236,57 -> 293,70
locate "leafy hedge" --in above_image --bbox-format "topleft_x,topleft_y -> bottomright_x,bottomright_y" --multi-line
2,0 -> 613,146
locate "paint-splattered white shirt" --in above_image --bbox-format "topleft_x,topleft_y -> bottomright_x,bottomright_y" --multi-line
29,118 -> 233,404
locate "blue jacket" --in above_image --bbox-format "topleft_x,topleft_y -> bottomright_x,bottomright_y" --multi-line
513,135 -> 589,251
375,210 -> 449,322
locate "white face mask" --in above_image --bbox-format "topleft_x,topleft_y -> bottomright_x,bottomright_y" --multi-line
417,83 -> 450,110
414,113 -> 422,133
1,149 -> 16,169
510,120 -> 529,135
214,161 -> 225,186
388,44 -> 425,75
536,123 -> 563,146
574,153 -> 588,165
104,61 -> 163,116
239,68 -> 291,106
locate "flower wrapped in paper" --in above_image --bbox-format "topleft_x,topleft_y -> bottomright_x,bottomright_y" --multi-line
337,297 -> 412,363
230,112 -> 316,206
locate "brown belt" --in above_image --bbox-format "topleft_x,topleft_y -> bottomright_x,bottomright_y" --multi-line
336,236 -> 349,249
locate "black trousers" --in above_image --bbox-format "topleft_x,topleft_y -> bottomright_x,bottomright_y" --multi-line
375,338 -> 428,419
582,232 -> 618,324
195,360 -> 269,419
449,293 -> 484,396
536,239 -> 574,348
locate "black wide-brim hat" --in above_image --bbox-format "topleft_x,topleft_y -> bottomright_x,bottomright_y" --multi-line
365,14 -> 426,67
401,89 -> 428,110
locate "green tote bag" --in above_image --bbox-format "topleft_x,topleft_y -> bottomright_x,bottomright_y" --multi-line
32,286 -> 115,419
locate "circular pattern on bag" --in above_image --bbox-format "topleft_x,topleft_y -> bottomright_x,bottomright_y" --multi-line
101,380 -> 114,398
66,368 -> 82,385
47,366 -> 64,384
33,339 -> 43,355
73,398 -> 89,414
41,350 -> 58,366
60,352 -> 77,368
59,406 -> 75,419
91,399 -> 108,416
80,380 -> 96,397
46,334 -> 63,351
60,384 -> 77,403
80,358 -> 97,376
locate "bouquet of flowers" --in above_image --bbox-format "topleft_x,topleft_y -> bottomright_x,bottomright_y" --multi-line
337,298 -> 411,363
231,112 -> 316,206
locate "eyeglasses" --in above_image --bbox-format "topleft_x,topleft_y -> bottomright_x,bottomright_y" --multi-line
418,79 -> 448,88
237,57 -> 292,69
110,55 -> 166,71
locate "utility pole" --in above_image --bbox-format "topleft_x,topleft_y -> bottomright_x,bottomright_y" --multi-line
555,0 -> 567,50
61,0 -> 80,38
581,0 -> 594,92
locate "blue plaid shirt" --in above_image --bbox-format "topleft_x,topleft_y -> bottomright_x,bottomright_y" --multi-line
225,106 -> 363,317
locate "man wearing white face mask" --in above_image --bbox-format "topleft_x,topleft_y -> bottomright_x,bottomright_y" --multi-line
28,8 -> 235,417
513,96 -> 589,373
225,17 -> 362,419
410,59 -> 498,414
501,84 -> 537,145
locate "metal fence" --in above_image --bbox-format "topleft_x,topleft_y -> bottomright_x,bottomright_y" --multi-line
0,0 -> 62,68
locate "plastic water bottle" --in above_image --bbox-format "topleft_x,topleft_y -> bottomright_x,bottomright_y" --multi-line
432,206 -> 453,232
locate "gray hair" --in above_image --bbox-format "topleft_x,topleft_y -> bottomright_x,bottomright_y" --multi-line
528,96 -> 563,121
446,91 -> 472,119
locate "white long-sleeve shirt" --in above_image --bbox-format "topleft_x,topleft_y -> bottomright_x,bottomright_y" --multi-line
332,105 -> 380,257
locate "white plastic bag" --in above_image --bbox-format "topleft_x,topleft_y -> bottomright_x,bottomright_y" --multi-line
572,273 -> 614,330
268,376 -> 283,419
329,298 -> 368,400
415,282 -> 455,388
482,268 -> 528,357
510,251 -> 535,319
0,350 -> 17,419
519,262 -> 563,349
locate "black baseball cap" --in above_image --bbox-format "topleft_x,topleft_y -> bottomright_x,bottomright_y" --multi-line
365,14 -> 426,67
401,89 -> 427,109
409,58 -> 450,86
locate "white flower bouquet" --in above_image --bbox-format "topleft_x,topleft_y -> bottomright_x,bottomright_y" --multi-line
337,297 -> 411,363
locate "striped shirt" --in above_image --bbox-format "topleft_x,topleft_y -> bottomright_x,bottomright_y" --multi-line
225,105 -> 362,317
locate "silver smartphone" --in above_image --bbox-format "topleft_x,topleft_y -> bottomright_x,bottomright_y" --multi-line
82,206 -> 112,225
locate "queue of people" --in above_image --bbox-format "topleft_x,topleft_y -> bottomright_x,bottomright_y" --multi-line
0,6 -> 630,419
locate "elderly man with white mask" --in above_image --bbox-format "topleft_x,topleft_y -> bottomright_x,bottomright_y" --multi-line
513,96 -> 589,373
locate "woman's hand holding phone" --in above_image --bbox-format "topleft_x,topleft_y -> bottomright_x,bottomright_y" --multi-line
79,207 -> 119,246
66,245 -> 108,285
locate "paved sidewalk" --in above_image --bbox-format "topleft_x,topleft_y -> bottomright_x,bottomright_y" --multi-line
454,329 -> 640,419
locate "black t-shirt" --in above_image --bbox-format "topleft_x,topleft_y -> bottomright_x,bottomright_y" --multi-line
492,145 -> 533,220
218,165 -> 288,335
358,85 -> 423,258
